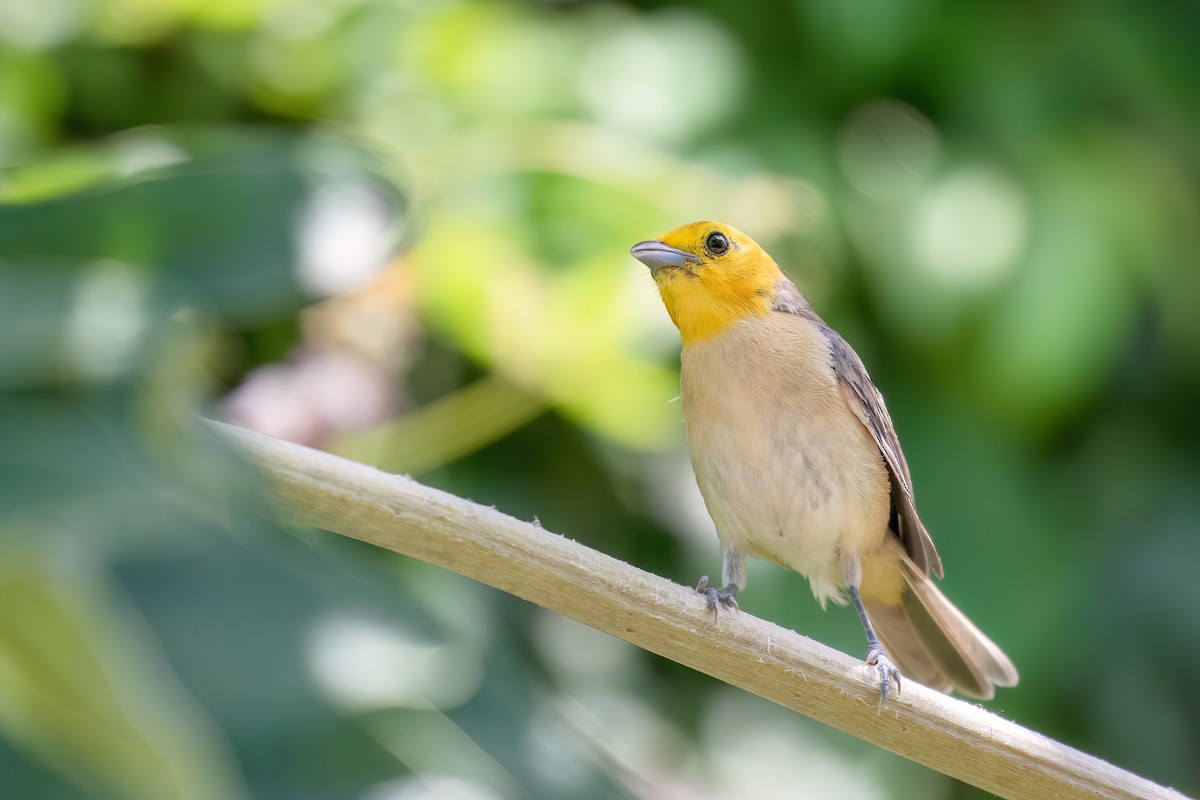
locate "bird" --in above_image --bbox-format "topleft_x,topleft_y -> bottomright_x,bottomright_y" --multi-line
630,221 -> 1018,705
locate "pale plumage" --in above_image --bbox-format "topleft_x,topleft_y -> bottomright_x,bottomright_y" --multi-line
681,311 -> 890,607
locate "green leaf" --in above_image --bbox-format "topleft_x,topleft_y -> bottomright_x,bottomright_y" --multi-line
0,544 -> 249,800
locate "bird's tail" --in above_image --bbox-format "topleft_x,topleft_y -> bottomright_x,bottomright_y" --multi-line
865,559 -> 1018,699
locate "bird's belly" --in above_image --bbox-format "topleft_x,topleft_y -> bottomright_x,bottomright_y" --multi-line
685,399 -> 890,605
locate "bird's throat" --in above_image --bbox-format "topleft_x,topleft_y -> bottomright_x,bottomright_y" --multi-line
656,271 -> 775,344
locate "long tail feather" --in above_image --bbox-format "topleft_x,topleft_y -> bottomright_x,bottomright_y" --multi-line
866,560 -> 1017,699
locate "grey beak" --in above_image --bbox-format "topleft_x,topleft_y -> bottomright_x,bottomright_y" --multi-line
630,240 -> 701,272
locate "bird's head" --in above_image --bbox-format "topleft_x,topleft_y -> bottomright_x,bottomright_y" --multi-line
631,221 -> 785,344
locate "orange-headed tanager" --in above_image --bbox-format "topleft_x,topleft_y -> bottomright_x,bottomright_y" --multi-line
631,221 -> 1018,704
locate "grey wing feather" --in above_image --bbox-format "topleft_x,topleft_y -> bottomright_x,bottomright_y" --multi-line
773,279 -> 943,578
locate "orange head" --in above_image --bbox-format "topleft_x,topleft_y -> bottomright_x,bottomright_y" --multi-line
630,221 -> 785,344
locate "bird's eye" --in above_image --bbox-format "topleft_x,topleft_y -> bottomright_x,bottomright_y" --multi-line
705,231 -> 730,256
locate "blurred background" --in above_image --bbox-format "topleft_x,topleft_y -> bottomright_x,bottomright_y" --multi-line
1,0 -> 1198,798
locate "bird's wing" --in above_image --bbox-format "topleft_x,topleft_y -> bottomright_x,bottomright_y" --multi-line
773,280 -> 943,578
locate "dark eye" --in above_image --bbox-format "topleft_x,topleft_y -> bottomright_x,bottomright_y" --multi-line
705,231 -> 730,256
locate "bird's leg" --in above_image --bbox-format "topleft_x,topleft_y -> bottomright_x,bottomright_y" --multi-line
847,584 -> 902,709
695,545 -> 744,619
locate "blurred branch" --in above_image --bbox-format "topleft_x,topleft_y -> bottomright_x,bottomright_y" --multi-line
213,420 -> 1188,800
332,375 -> 545,474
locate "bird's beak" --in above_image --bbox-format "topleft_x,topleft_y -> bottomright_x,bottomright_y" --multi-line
630,240 -> 701,274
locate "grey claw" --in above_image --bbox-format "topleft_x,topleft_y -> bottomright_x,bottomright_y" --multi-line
866,647 -> 902,710
695,576 -> 738,619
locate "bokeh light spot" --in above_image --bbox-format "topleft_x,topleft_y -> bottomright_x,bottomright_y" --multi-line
65,260 -> 146,380
297,180 -> 396,297
579,11 -> 744,144
910,167 -> 1028,290
112,132 -> 190,177
306,614 -> 482,712
704,691 -> 890,799
0,0 -> 85,50
361,776 -> 502,800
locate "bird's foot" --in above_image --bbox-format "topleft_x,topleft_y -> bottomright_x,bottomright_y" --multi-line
865,646 -> 902,710
695,576 -> 739,619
